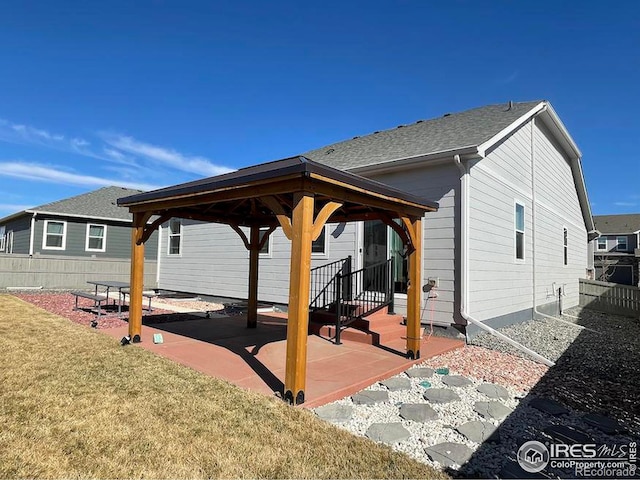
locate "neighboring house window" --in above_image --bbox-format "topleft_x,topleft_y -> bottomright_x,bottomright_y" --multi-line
311,225 -> 328,255
43,220 -> 67,250
515,203 -> 525,260
617,236 -> 628,251
596,237 -> 607,251
168,219 -> 182,255
6,230 -> 13,254
563,227 -> 568,266
0,225 -> 5,252
86,224 -> 107,252
259,227 -> 272,256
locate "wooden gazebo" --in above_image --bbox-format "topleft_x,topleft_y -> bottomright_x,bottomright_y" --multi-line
118,156 -> 438,405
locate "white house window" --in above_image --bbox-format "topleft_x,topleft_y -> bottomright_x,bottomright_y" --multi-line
563,227 -> 568,266
617,236 -> 628,251
6,230 -> 13,254
515,203 -> 525,261
0,225 -> 5,252
311,225 -> 328,255
168,219 -> 182,255
43,220 -> 67,250
596,237 -> 607,251
86,224 -> 106,252
259,227 -> 272,257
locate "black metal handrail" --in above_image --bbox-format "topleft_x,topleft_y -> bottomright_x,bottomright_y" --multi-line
310,256 -> 394,345
309,256 -> 352,311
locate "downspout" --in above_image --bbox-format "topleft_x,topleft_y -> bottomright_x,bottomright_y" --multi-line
453,154 -> 555,367
28,212 -> 36,256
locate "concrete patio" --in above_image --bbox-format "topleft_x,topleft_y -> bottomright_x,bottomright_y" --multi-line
102,310 -> 464,408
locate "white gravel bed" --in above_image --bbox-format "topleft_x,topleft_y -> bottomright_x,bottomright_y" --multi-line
155,298 -> 225,312
470,316 -> 582,362
313,307 -> 640,478
318,366 -> 524,476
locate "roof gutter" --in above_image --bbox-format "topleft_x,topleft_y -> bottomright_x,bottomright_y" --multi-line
24,209 -> 135,224
348,146 -> 481,176
453,153 -> 555,367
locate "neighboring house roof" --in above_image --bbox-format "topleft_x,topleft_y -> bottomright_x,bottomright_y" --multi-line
0,186 -> 143,224
594,214 -> 640,234
304,99 -> 596,238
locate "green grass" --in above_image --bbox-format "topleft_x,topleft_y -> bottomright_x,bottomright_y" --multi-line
0,295 -> 448,479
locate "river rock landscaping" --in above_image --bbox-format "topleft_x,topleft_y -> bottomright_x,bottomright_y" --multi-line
314,307 -> 640,478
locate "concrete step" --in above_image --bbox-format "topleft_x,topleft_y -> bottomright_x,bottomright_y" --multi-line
311,313 -> 411,345
353,312 -> 404,330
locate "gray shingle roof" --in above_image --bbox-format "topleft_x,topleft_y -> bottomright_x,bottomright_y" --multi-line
303,101 -> 543,170
594,214 -> 640,234
31,186 -> 144,221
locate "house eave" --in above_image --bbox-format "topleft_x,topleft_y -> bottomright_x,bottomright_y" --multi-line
532,103 -> 594,237
24,209 -> 134,224
346,146 -> 482,176
0,210 -> 29,225
476,101 -> 547,156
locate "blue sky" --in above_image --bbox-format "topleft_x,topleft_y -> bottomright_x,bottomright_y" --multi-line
0,1 -> 638,217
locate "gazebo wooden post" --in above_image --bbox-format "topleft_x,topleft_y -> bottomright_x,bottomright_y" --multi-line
247,225 -> 260,329
405,217 -> 423,359
284,192 -> 314,405
128,212 -> 146,343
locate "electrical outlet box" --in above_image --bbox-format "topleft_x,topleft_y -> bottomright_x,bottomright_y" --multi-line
427,277 -> 439,288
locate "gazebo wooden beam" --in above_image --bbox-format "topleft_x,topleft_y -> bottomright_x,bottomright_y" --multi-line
259,196 -> 293,240
128,211 -> 151,343
247,225 -> 260,329
311,201 -> 342,241
284,192 -> 314,405
404,217 -> 423,359
309,182 -> 429,219
126,177 -> 305,213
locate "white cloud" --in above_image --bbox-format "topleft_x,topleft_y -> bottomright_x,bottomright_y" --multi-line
496,71 -> 519,85
614,202 -> 637,207
103,134 -> 233,177
0,118 -> 234,187
0,203 -> 35,215
5,121 -> 66,143
0,118 -> 103,160
0,162 -> 161,191
71,138 -> 90,148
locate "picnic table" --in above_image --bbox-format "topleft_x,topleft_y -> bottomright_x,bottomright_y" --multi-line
86,280 -> 130,316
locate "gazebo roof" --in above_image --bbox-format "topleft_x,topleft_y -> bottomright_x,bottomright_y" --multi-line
117,156 -> 438,227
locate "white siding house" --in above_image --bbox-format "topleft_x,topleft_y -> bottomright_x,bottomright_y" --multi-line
156,100 -> 596,336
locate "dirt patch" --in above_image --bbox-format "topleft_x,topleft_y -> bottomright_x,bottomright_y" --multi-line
13,293 -> 171,329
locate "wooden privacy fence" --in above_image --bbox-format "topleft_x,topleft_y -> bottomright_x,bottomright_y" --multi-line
579,278 -> 640,318
0,254 -> 157,290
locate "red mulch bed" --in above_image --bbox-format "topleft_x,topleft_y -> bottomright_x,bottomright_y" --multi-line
12,293 -> 171,330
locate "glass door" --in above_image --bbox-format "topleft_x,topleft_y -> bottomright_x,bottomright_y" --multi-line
362,220 -> 408,294
363,220 -> 388,293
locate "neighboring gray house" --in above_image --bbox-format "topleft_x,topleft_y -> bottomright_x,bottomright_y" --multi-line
0,186 -> 158,260
156,100 -> 596,335
592,214 -> 640,286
